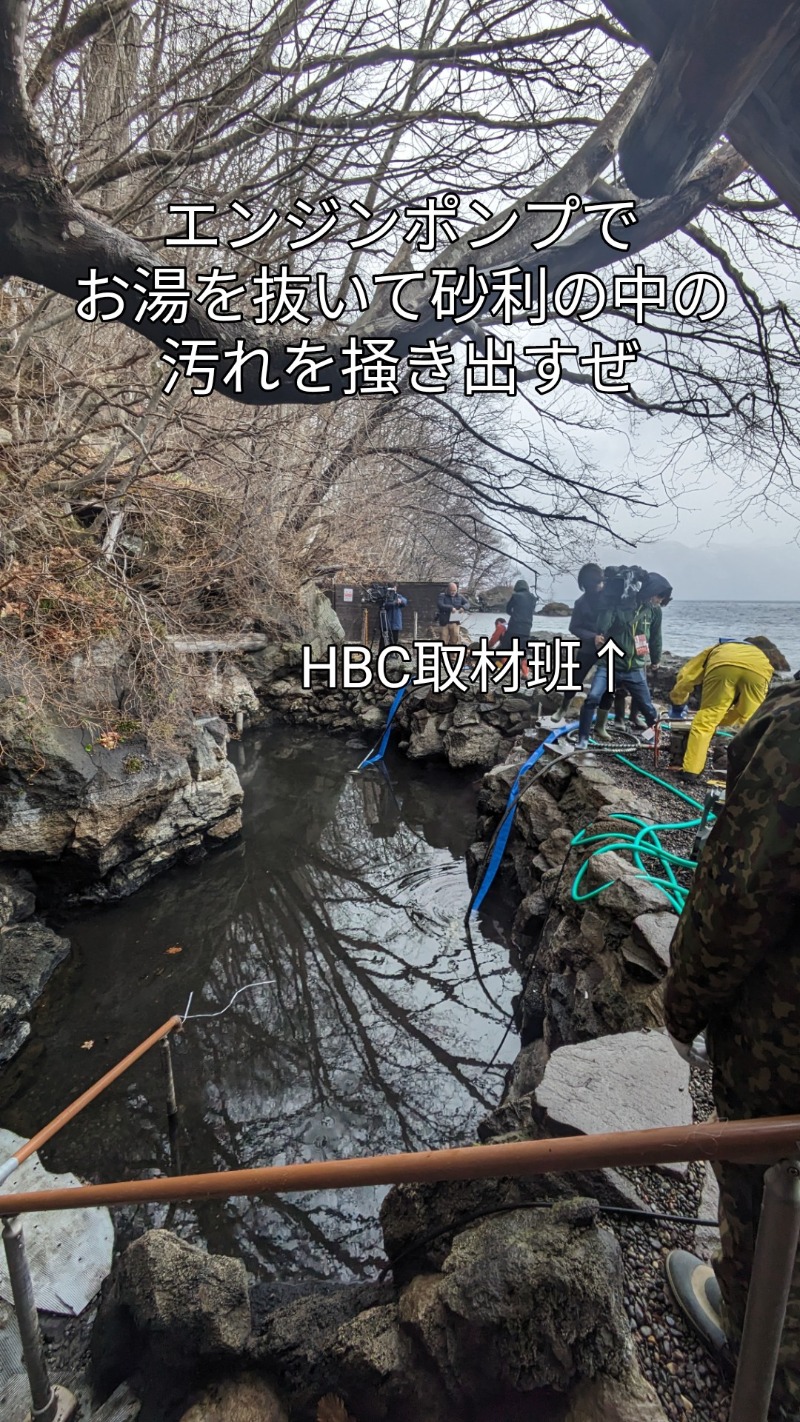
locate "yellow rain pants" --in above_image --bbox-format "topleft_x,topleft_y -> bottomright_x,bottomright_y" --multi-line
683,667 -> 769,773
671,643 -> 772,775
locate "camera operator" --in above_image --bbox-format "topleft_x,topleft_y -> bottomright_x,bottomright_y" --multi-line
378,581 -> 407,652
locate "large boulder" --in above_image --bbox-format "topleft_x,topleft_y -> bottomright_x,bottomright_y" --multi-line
0,714 -> 243,902
92,1230 -> 251,1392
533,1030 -> 692,1177
405,712 -> 446,760
443,723 -> 502,769
397,1200 -> 632,1404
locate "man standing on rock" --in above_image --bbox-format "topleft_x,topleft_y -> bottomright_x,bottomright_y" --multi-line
662,676 -> 800,1420
575,571 -> 672,749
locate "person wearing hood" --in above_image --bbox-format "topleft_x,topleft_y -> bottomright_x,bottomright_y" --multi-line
576,571 -> 672,749
499,578 -> 537,651
559,563 -> 614,720
668,638 -> 775,782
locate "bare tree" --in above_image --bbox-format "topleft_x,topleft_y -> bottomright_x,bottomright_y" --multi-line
2,0 -> 800,721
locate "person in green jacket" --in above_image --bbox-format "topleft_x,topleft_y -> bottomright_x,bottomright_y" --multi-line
662,678 -> 800,1419
575,572 -> 672,748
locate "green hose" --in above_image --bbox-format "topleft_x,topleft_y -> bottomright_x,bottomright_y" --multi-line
568,752 -> 716,912
612,753 -> 704,810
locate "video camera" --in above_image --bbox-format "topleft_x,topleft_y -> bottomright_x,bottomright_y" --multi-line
361,582 -> 397,605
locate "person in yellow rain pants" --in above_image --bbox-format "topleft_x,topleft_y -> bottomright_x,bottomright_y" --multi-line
668,639 -> 774,782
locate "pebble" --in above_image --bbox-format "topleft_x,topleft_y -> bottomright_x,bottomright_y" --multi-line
612,1068 -> 733,1422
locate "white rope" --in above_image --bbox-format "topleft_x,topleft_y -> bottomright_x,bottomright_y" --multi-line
180,979 -> 276,1023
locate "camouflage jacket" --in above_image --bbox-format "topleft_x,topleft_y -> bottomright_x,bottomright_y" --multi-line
663,679 -> 800,1115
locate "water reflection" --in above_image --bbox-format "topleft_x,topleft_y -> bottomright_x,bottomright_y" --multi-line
0,729 -> 512,1280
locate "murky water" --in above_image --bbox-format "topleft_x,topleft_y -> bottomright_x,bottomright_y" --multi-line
0,728 -> 513,1280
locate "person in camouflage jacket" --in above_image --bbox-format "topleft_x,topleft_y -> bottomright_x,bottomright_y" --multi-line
664,677 -> 800,1417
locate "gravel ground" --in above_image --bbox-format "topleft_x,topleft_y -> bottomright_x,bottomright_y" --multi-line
574,722 -> 726,899
608,1067 -> 732,1422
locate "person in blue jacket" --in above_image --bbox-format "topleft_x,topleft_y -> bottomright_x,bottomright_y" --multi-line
378,583 -> 407,651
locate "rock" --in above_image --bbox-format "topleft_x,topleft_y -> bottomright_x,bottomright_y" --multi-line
746,635 -> 790,672
179,1375 -> 288,1422
0,922 -> 70,1065
476,758 -> 522,815
0,716 -> 244,903
695,1161 -> 721,1260
534,1030 -> 693,1177
630,912 -> 677,972
406,713 -> 446,760
477,585 -> 514,611
512,890 -> 548,945
398,1201 -> 632,1402
619,936 -> 664,979
359,706 -> 386,730
92,1230 -> 250,1391
565,1363 -> 669,1420
583,851 -> 670,920
559,766 -> 639,824
301,583 -> 346,652
205,811 -> 243,841
443,723 -> 501,769
0,866 -> 36,927
205,666 -> 260,718
538,602 -> 572,616
252,1281 -> 391,1408
450,700 -> 481,728
505,1038 -> 550,1097
327,1304 -> 425,1422
516,783 -> 565,844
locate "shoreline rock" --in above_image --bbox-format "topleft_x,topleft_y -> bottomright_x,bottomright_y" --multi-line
0,865 -> 70,1065
0,717 -> 243,906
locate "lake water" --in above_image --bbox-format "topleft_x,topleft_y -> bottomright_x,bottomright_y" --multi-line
0,729 -> 512,1281
467,600 -> 800,669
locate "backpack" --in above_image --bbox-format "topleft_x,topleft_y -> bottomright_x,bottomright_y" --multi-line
601,565 -> 649,612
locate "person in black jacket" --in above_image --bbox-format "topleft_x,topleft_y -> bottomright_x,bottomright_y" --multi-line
436,582 -> 470,645
498,578 -> 537,650
558,564 -> 615,726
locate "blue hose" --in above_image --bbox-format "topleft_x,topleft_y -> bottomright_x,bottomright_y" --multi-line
470,722 -> 577,916
355,684 -> 409,770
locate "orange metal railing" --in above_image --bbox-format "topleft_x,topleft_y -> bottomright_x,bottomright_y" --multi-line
1,1114 -> 799,1215
0,1015 -> 182,1184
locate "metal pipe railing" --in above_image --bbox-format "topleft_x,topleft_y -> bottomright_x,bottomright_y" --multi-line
2,1217 -> 77,1421
0,1014 -> 182,1186
729,1155 -> 800,1422
0,1114 -> 798,1215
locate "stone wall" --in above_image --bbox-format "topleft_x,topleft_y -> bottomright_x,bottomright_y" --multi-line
471,748 -> 672,1075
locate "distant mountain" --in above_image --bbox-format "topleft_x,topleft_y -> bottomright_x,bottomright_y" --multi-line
541,540 -> 800,603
